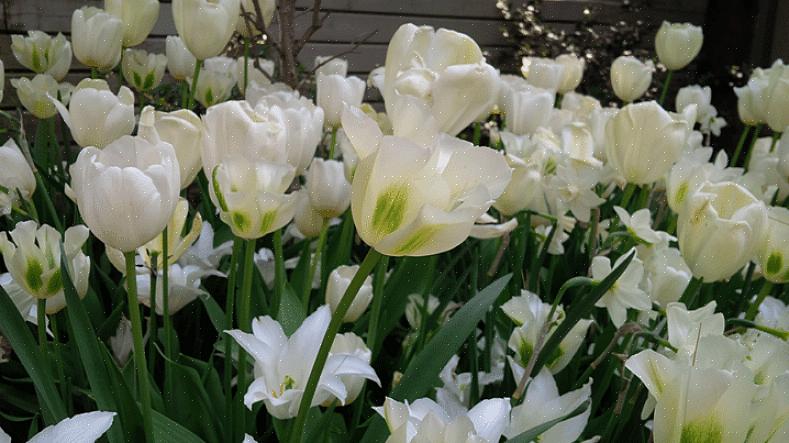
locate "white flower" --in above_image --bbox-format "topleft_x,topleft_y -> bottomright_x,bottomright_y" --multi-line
11,31 -> 72,81
325,265 -> 374,323
109,316 -> 133,366
165,36 -> 196,81
292,190 -> 324,239
610,56 -> 654,103
436,354 -> 503,415
71,7 -> 123,71
665,301 -> 724,352
11,74 -> 73,119
137,264 -> 220,315
613,206 -> 664,245
179,222 -> 233,271
105,0 -> 160,47
138,106 -> 204,189
0,139 -> 36,216
548,164 -> 604,223
643,245 -> 691,307
755,296 -> 789,331
317,74 -> 366,128
121,48 -> 167,91
188,67 -> 235,107
0,411 -> 116,443
314,56 -> 348,77
172,0 -> 240,60
758,206 -> 789,283
503,83 -> 556,136
469,216 -> 519,240
592,249 -> 650,327
236,0 -> 275,38
325,333 -> 373,405
535,224 -> 571,256
654,21 -> 703,71
306,159 -> 351,219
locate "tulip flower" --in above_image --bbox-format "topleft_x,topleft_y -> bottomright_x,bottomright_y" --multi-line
592,248 -> 650,327
610,56 -> 654,103
306,159 -> 351,219
341,105 -> 511,257
105,0 -> 160,47
137,263 -> 220,315
10,74 -> 73,119
326,333 -> 374,405
71,7 -> 124,71
52,78 -> 135,149
237,0 -> 275,38
677,181 -> 767,282
655,21 -> 703,71
314,56 -> 348,77
234,57 -> 275,94
522,54 -> 585,93
69,133 -> 180,252
555,54 -> 585,93
226,305 -> 380,419
317,74 -> 366,128
121,49 -> 167,91
255,93 -> 324,175
188,68 -> 235,108
165,35 -> 197,81
0,411 -> 116,443
325,265 -> 373,323
643,245 -> 692,306
292,190 -> 324,238
172,0 -> 240,61
666,301 -> 724,351
503,83 -> 555,135
141,198 -> 203,267
759,60 -> 789,132
757,207 -> 789,283
10,31 -> 72,81
605,101 -> 690,185
139,106 -> 203,188
0,139 -> 36,217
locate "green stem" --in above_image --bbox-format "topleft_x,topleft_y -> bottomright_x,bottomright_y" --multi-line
679,276 -> 703,308
658,70 -> 673,106
37,298 -> 47,355
188,59 -> 203,109
745,281 -> 773,321
472,121 -> 482,145
289,248 -> 383,443
179,81 -> 190,109
769,132 -> 781,153
162,227 -> 174,404
302,220 -> 330,314
327,126 -> 338,160
147,254 -> 158,376
367,255 -> 390,357
124,251 -> 153,443
273,229 -> 285,314
730,125 -> 752,167
635,185 -> 652,210
48,314 -> 70,412
235,238 -> 256,441
223,238 -> 242,443
34,172 -> 63,233
619,183 -> 637,211
743,124 -> 763,172
90,67 -> 99,79
243,38 -> 250,95
727,318 -> 788,341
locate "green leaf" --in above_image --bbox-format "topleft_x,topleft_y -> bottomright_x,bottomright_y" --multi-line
197,292 -> 227,333
152,408 -> 206,443
277,284 -> 306,336
506,400 -> 591,443
168,359 -> 223,442
377,256 -> 437,340
0,283 -> 67,424
133,72 -> 142,89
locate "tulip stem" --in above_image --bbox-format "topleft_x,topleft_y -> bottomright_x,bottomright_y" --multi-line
367,255 -> 390,357
289,248 -> 383,443
730,125 -> 752,167
223,237 -> 242,443
472,121 -> 482,145
302,220 -> 330,314
124,251 -> 154,443
273,229 -> 286,314
243,38 -> 250,95
34,172 -> 63,233
235,238 -> 256,442
37,298 -> 46,355
743,124 -> 763,172
327,126 -> 338,160
188,60 -> 203,109
745,281 -> 773,321
658,70 -> 673,106
162,227 -> 174,405
147,253 -> 158,375
619,183 -> 637,211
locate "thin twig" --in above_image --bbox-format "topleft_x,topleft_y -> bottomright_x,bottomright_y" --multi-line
295,0 -> 329,53
310,30 -> 379,75
487,231 -> 511,278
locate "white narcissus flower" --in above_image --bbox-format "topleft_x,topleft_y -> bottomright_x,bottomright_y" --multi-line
139,106 -> 203,189
665,301 -> 724,351
505,368 -> 592,443
756,296 -> 789,331
341,106 -> 511,257
226,305 -> 380,419
71,7 -> 124,71
757,206 -> 789,283
654,21 -> 703,71
493,152 -> 543,217
121,48 -> 167,91
548,164 -> 604,223
139,197 -> 202,267
325,265 -> 374,323
0,411 -> 116,443
469,216 -> 518,240
0,221 -> 90,313
436,354 -> 504,415
52,78 -> 135,149
503,83 -> 555,136
325,332 -> 373,405
317,74 -> 366,128
613,206 -> 663,245
137,264 -> 221,315
172,0 -> 240,60
591,249 -> 650,327
165,35 -> 196,81
610,56 -> 654,103
10,31 -> 72,81
11,74 -> 73,119
560,122 -> 601,167
179,222 -> 233,271
70,133 -> 180,252
605,101 -> 690,185
306,159 -> 351,219
237,0 -> 275,38
535,224 -> 570,256
315,56 -> 348,77
0,139 -> 36,217
105,0 -> 160,47
676,181 -> 767,282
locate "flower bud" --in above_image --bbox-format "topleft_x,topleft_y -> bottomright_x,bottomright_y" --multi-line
10,31 -> 72,81
758,207 -> 789,283
11,74 -> 73,119
71,7 -> 124,71
325,265 -> 374,323
237,0 -> 275,38
0,139 -> 36,217
165,36 -> 196,81
293,190 -> 324,238
314,56 -> 348,77
189,68 -> 235,108
503,83 -> 555,135
555,54 -> 585,93
610,56 -> 654,103
522,56 -> 564,91
306,159 -> 351,219
121,48 -> 167,91
172,0 -> 240,60
105,0 -> 160,47
655,21 -> 703,71
317,74 -> 366,128
762,60 -> 789,132
139,106 -> 203,189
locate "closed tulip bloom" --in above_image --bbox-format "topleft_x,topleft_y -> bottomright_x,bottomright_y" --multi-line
493,153 -> 543,216
172,0 -> 240,60
121,49 -> 167,91
655,21 -> 703,71
237,0 -> 275,38
255,93 -> 324,175
71,7 -> 124,71
11,31 -> 72,81
105,0 -> 160,47
325,265 -> 374,323
610,56 -> 654,103
139,106 -> 203,189
761,59 -> 789,132
0,139 -> 36,217
605,101 -> 689,185
70,133 -> 180,252
52,78 -> 135,148
11,74 -> 73,119
758,207 -> 789,283
778,131 -> 789,180
189,68 -> 235,108
306,159 -> 351,219
503,83 -> 555,135
314,56 -> 348,77
555,54 -> 585,93
165,35 -> 196,81
677,181 -> 767,282
317,74 -> 365,128
293,190 -> 324,238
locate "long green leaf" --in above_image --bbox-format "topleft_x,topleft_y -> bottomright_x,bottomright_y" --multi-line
152,408 -> 206,443
506,400 -> 591,443
277,283 -> 306,336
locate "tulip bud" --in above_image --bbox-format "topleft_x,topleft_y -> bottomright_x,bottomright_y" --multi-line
52,78 -> 135,148
655,21 -> 703,71
105,0 -> 160,47
605,101 -> 689,185
503,83 -> 555,135
237,0 -> 275,38
0,221 -> 90,312
314,56 -> 348,77
325,265 -> 374,323
522,57 -> 564,91
778,131 -> 789,180
317,74 -> 366,128
293,190 -> 324,238
70,134 -> 180,252
10,31 -> 72,81
0,139 -> 36,217
762,60 -> 789,132
165,36 -> 196,81
139,106 -> 203,189
555,54 -> 585,93
733,76 -> 767,127
493,153 -> 543,216
11,74 -> 73,119
677,181 -> 767,282
189,68 -> 235,108
610,56 -> 654,103
172,0 -> 240,60
306,159 -> 351,219
71,7 -> 124,71
758,207 -> 789,283
121,49 -> 167,91
255,93 -> 324,175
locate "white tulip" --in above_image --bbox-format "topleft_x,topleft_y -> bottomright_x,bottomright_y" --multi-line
677,181 -> 767,282
70,133 -> 180,252
121,48 -> 166,91
0,411 -> 116,443
317,74 -> 365,128
314,56 -> 348,77
757,207 -> 789,283
555,54 -> 585,93
326,333 -> 374,405
137,264 -> 220,315
234,57 -> 275,94
325,265 -> 374,323
179,222 -> 233,271
237,0 -> 275,38
522,56 -> 564,92
52,78 -> 135,148
10,31 -> 72,81
139,106 -> 203,188
165,35 -> 197,81
227,305 -> 380,419
654,21 -> 703,71
71,7 -> 124,71
292,190 -> 324,238
0,139 -> 36,217
10,74 -> 72,119
139,198 -> 203,267
503,83 -> 555,135
188,68 -> 235,108
172,0 -> 240,60
733,68 -> 769,126
644,245 -> 692,306
605,101 -> 689,185
493,154 -> 543,216
760,59 -> 789,132
306,159 -> 351,219
666,301 -> 724,351
105,0 -> 160,47
592,249 -> 650,327
610,56 -> 654,103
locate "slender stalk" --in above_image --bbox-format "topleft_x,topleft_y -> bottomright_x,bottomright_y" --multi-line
658,70 -> 673,106
147,254 -> 158,375
730,125 -> 752,166
161,227 -> 174,404
745,281 -> 773,321
179,81 -> 190,109
124,251 -> 153,443
48,314 -> 70,412
188,60 -> 204,109
302,220 -> 330,313
272,229 -> 286,314
90,67 -> 99,79
289,248 -> 383,443
619,183 -> 637,211
769,131 -> 781,152
34,172 -> 63,233
243,38 -> 250,95
37,298 -> 47,355
367,255 -> 390,357
235,239 -> 256,442
679,276 -> 703,308
223,238 -> 242,443
743,124 -> 763,172
327,126 -> 338,160
472,121 -> 482,145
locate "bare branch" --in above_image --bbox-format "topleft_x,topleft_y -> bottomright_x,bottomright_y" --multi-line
309,29 -> 378,74
295,0 -> 329,53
